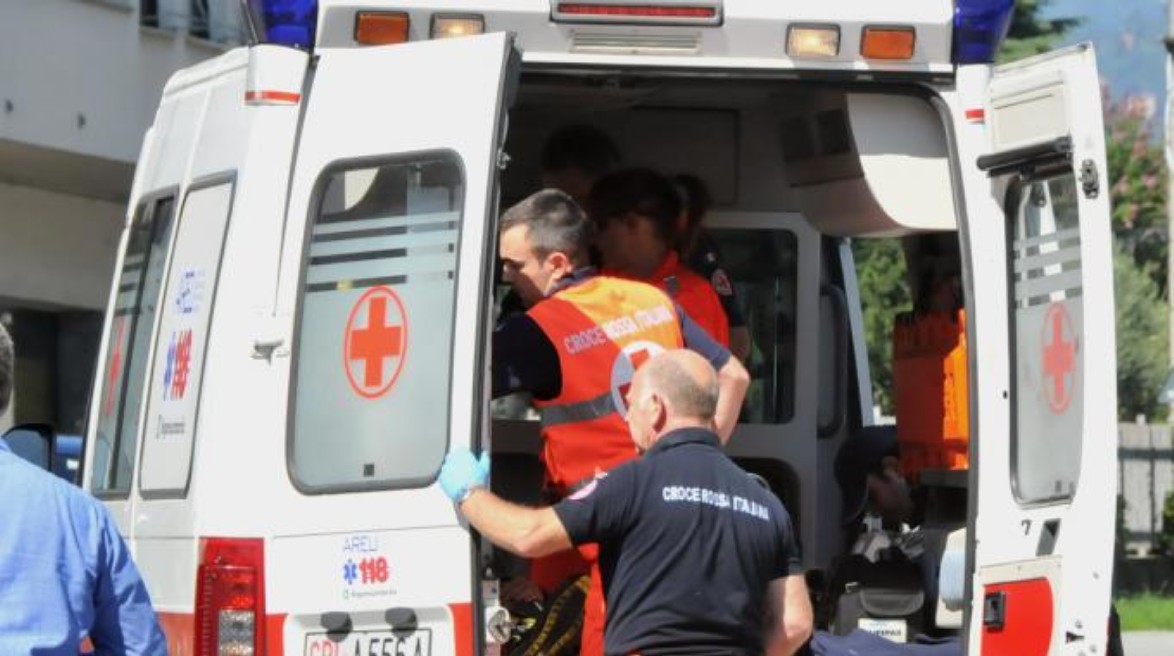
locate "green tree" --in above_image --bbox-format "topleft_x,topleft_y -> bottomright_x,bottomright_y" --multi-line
1105,92 -> 1168,295
999,0 -> 1081,62
852,238 -> 911,415
1114,244 -> 1168,420
1159,490 -> 1174,555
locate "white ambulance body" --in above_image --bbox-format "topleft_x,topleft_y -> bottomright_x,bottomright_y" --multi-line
82,0 -> 1118,654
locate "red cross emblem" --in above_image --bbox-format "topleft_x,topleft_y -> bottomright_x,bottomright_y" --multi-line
610,341 -> 665,413
102,317 -> 126,417
344,286 -> 408,399
1041,302 -> 1077,413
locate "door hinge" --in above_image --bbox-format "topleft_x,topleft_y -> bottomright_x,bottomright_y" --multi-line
497,149 -> 511,171
1080,159 -> 1099,199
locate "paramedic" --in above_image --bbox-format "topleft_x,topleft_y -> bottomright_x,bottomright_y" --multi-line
540,124 -> 622,208
589,167 -> 732,347
539,127 -> 750,358
0,323 -> 167,655
447,349 -> 811,656
492,189 -> 750,655
672,173 -> 753,361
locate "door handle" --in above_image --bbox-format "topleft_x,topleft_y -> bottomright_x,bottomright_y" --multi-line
983,590 -> 1006,631
252,337 -> 286,361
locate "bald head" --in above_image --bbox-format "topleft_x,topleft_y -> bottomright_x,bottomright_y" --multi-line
636,350 -> 719,422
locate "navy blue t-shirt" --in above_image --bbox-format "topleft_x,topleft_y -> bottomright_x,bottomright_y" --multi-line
553,428 -> 803,656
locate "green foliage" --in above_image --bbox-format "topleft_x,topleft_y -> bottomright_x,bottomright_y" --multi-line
1114,593 -> 1174,631
1159,489 -> 1174,556
852,238 -> 911,415
1105,92 -> 1168,295
1114,245 -> 1169,420
999,0 -> 1081,62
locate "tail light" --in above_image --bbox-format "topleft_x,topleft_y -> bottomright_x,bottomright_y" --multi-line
195,538 -> 266,656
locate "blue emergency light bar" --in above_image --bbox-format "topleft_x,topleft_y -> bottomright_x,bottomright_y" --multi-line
953,0 -> 1015,63
245,0 -> 319,49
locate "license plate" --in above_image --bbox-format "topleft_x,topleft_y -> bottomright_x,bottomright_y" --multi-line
857,618 -> 907,643
305,628 -> 432,656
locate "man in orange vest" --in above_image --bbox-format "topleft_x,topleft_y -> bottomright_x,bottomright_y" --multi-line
493,189 -> 750,656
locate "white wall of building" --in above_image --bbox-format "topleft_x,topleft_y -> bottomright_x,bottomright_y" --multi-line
0,0 -> 243,429
0,181 -> 124,310
0,0 -> 242,165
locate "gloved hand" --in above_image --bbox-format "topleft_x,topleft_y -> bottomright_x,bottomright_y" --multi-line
439,449 -> 490,503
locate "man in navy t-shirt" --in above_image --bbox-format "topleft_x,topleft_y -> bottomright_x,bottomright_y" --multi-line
440,349 -> 813,655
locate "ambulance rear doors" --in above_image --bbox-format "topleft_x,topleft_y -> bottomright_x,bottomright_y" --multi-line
263,33 -> 517,654
966,44 -> 1116,656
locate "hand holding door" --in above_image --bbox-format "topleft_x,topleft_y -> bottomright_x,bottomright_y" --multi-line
439,449 -> 490,503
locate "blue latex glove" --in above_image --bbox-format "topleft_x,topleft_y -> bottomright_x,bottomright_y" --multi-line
439,449 -> 490,503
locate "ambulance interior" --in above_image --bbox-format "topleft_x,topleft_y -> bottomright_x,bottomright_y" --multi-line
488,71 -> 971,635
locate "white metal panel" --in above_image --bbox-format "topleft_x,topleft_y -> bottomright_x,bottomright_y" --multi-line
848,93 -> 957,232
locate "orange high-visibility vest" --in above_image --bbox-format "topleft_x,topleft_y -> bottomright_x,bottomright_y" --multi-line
527,276 -> 684,491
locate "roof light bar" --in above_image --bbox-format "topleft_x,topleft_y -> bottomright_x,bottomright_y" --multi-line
953,0 -> 1015,64
247,0 -> 319,49
551,1 -> 722,26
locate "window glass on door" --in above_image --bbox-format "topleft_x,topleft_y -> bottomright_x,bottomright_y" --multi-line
291,154 -> 463,491
1009,172 -> 1084,503
92,195 -> 176,495
140,179 -> 236,495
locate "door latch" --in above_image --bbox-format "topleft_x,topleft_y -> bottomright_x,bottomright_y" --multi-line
1080,159 -> 1099,199
983,590 -> 1007,631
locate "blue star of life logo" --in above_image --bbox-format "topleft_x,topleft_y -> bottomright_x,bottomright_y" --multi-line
343,559 -> 358,585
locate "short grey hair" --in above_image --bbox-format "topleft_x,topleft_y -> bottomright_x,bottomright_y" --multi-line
499,189 -> 595,266
0,322 -> 12,416
643,354 -> 718,420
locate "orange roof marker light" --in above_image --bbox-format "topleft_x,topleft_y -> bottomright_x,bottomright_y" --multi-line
861,26 -> 916,60
431,14 -> 485,39
786,25 -> 840,59
354,11 -> 410,45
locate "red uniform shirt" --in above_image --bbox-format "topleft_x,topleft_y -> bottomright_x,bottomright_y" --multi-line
606,251 -> 730,347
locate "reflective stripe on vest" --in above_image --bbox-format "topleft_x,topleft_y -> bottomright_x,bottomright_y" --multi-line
527,276 -> 684,488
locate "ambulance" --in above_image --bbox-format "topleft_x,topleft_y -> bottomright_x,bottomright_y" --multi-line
78,0 -> 1118,654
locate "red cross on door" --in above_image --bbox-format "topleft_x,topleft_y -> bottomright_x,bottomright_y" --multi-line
344,286 -> 409,399
1041,302 -> 1077,414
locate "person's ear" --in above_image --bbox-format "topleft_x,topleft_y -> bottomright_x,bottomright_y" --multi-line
545,250 -> 574,278
651,393 -> 668,433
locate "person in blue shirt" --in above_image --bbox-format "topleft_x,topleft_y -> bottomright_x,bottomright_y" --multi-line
443,349 -> 812,655
0,322 -> 167,655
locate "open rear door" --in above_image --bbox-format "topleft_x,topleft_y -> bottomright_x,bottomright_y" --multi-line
268,33 -> 517,655
970,44 -> 1116,655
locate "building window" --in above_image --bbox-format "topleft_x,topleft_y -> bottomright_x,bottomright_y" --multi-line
190,0 -> 244,44
140,0 -> 243,44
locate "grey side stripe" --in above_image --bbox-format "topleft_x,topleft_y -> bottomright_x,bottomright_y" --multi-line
541,391 -> 618,428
